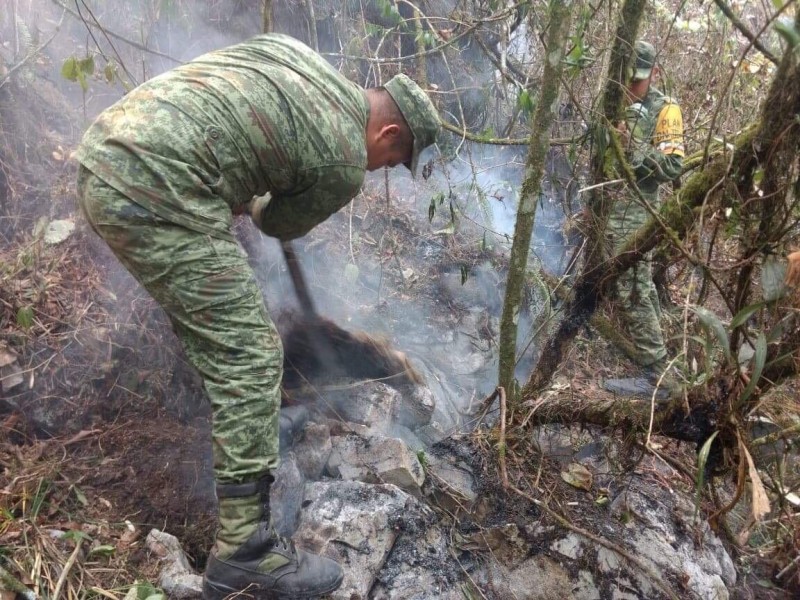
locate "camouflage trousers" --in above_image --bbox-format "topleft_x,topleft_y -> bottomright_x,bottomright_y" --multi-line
76,166 -> 281,484
606,187 -> 667,367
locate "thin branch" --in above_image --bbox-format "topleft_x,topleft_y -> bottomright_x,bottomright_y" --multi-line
0,8 -> 66,90
712,0 -> 779,65
498,386 -> 508,488
439,119 -> 579,146
75,0 -> 139,86
49,0 -> 182,65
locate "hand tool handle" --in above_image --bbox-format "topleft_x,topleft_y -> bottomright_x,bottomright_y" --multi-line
281,241 -> 317,318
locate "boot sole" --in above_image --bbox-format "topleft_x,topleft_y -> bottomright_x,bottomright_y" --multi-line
202,572 -> 344,600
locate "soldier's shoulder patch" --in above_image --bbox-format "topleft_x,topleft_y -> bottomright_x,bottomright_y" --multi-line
654,102 -> 684,157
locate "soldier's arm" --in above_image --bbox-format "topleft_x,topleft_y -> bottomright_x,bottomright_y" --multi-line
251,165 -> 364,240
630,101 -> 684,186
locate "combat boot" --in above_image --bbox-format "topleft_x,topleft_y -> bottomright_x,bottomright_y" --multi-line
644,357 -> 684,400
203,474 -> 343,600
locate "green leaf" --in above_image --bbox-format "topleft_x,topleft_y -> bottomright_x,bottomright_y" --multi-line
690,306 -> 731,364
774,19 -> 800,49
16,306 -> 34,329
77,71 -> 89,93
62,529 -> 89,543
61,56 -> 79,81
72,485 -> 88,506
104,62 -> 115,83
738,332 -> 767,406
694,431 -> 719,518
78,56 -> 95,75
130,581 -> 167,600
517,90 -> 535,115
561,462 -> 593,491
460,265 -> 469,285
88,544 -> 116,558
729,302 -> 764,329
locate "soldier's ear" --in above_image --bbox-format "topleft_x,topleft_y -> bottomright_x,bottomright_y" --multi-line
379,123 -> 401,141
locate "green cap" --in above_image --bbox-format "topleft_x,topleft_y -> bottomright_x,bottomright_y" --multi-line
633,40 -> 656,81
384,74 -> 440,177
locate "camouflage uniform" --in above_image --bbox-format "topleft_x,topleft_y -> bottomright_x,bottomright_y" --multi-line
76,32 -> 441,597
75,33 -> 403,483
606,84 -> 684,367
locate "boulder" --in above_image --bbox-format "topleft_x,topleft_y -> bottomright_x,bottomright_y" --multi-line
327,433 -> 425,496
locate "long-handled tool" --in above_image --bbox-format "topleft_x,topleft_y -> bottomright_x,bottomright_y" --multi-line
280,241 -> 318,320
279,241 -> 423,389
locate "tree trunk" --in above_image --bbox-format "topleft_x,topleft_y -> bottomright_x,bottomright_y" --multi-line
262,0 -> 273,34
522,0 -> 646,398
497,0 -> 574,401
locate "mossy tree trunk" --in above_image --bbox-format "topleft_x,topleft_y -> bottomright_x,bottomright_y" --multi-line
497,0 -> 574,402
518,12 -> 800,442
522,0 -> 646,397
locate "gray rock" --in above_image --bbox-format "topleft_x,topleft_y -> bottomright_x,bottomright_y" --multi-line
371,525 -> 463,600
603,377 -> 669,400
550,532 -> 584,560
323,382 -> 396,431
145,529 -> 202,599
424,453 -> 477,515
478,554 -> 594,600
393,384 -> 435,427
293,421 -> 332,480
327,433 -> 425,496
294,480 -> 415,600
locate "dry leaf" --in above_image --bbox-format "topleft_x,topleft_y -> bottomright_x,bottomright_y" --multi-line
738,433 -> 771,521
561,462 -> 593,491
0,345 -> 17,368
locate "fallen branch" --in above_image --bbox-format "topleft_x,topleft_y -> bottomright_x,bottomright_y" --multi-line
52,538 -> 82,600
498,387 -> 508,489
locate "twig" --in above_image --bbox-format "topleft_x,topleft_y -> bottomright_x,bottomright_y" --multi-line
775,553 -> 800,580
750,422 -> 800,447
52,538 -> 82,600
498,386 -> 508,489
75,0 -> 139,86
0,8 -> 66,90
49,0 -> 181,64
439,119 -> 577,146
0,562 -> 37,599
712,0 -> 779,65
509,484 -> 681,600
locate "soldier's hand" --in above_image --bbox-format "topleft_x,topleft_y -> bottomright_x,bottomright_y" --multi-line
250,192 -> 272,229
786,251 -> 800,287
615,121 -> 631,148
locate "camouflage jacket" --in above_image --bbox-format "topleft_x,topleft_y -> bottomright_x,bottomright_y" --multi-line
623,86 -> 685,195
76,34 -> 368,241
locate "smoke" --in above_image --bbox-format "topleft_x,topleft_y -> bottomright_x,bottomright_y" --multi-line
7,0 -> 576,435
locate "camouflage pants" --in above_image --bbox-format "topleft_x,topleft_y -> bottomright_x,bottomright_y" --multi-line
76,166 -> 281,484
606,187 -> 667,367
